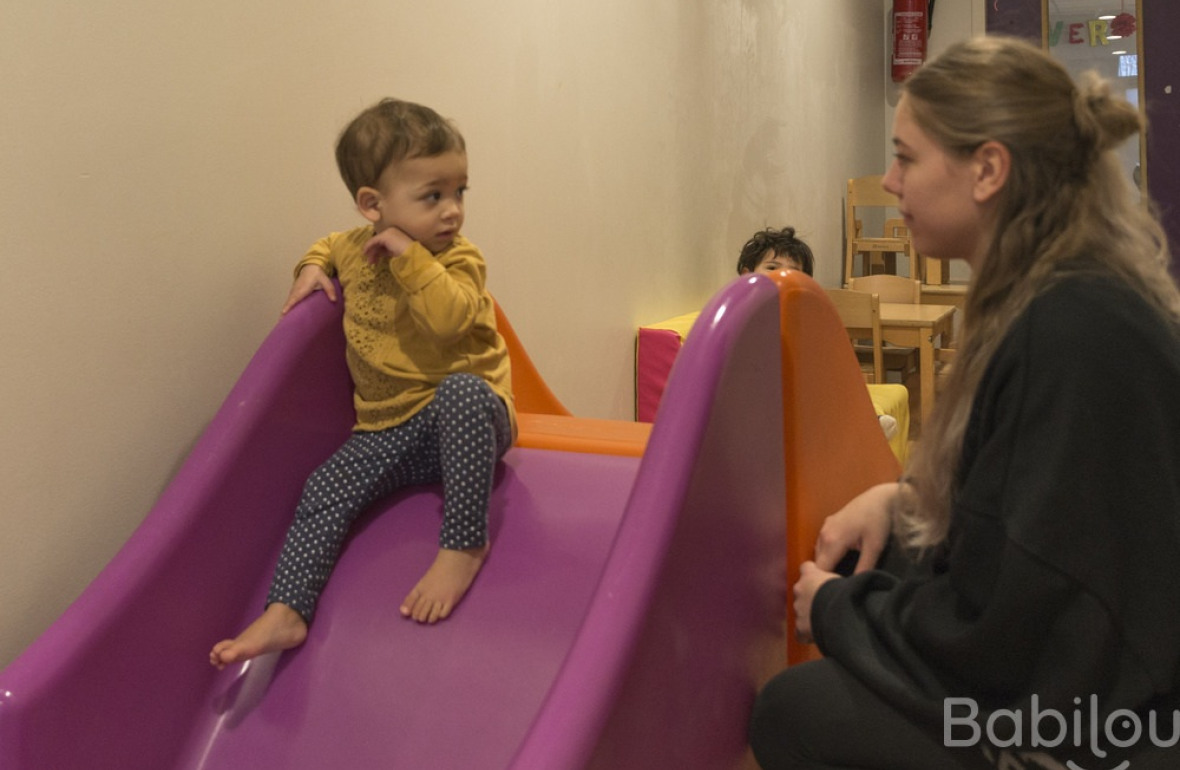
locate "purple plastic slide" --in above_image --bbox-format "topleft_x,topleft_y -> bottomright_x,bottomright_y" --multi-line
0,275 -> 787,769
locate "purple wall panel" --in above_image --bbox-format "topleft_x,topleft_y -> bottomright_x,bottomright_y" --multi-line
985,0 -> 1042,42
1143,0 -> 1180,275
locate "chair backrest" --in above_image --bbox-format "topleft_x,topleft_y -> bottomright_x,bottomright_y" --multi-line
844,175 -> 916,284
847,174 -> 898,208
845,176 -> 898,249
848,274 -> 921,304
825,288 -> 883,383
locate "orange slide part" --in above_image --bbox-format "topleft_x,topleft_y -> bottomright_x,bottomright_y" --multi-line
498,277 -> 900,664
769,271 -> 902,665
494,301 -> 652,457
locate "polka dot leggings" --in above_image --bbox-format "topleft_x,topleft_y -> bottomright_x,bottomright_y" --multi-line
266,373 -> 512,623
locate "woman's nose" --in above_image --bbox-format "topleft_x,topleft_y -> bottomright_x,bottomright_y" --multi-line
882,163 -> 901,196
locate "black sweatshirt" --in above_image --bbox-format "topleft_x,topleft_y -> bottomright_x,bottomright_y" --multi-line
813,274 -> 1180,760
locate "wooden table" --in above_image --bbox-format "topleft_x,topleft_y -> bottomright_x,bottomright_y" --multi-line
920,282 -> 968,309
879,303 -> 956,424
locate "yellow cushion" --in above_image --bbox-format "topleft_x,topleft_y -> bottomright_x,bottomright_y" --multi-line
867,384 -> 910,465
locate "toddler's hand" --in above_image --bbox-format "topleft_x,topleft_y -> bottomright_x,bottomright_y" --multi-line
363,227 -> 415,264
281,264 -> 337,315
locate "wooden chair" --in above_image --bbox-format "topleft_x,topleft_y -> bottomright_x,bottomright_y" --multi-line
923,256 -> 955,285
825,288 -> 884,383
853,275 -> 958,371
843,175 -> 918,285
884,217 -> 908,240
849,275 -> 938,398
828,287 -> 919,388
885,216 -> 961,286
848,274 -> 921,304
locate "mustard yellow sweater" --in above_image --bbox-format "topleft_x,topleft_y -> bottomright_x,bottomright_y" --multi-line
295,227 -> 515,435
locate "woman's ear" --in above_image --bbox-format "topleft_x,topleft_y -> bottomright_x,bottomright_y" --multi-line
972,140 -> 1010,204
355,186 -> 383,224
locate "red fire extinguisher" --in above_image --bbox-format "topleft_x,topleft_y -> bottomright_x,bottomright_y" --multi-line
891,0 -> 928,82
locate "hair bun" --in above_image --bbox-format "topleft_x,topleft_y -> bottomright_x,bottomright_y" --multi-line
1074,71 -> 1141,156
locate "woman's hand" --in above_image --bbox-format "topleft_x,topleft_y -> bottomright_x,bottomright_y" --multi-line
793,561 -> 840,643
281,264 -> 337,315
794,482 -> 900,643
813,481 -> 898,576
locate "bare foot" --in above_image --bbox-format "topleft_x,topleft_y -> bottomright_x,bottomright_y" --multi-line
400,545 -> 489,624
209,603 -> 308,670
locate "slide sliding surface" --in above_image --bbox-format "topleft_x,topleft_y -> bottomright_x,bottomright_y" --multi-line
1,276 -> 788,769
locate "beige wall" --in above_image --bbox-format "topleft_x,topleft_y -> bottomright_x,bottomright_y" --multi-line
0,2 -> 976,667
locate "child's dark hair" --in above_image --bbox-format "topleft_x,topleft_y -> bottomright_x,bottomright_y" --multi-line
736,226 -> 814,276
335,98 -> 466,198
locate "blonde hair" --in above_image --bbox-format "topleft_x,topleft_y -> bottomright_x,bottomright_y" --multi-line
896,37 -> 1179,547
335,98 -> 466,198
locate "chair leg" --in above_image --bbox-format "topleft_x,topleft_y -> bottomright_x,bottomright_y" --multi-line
923,256 -> 952,285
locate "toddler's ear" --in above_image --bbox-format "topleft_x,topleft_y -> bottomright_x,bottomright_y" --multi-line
355,187 -> 383,223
